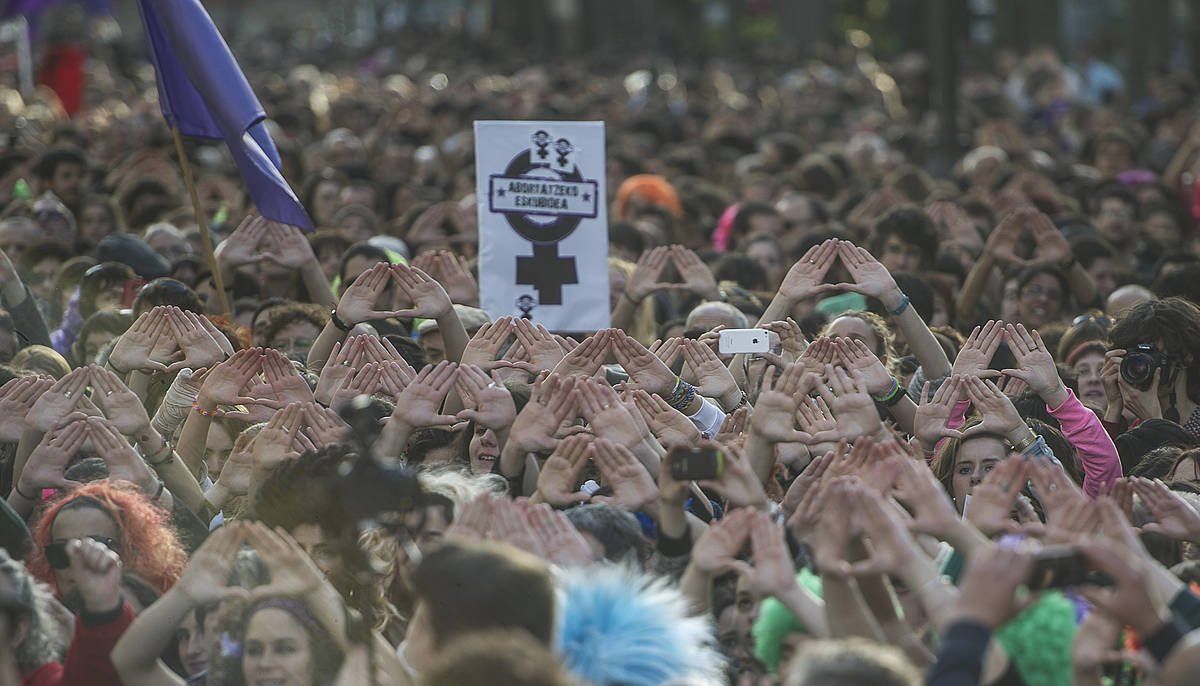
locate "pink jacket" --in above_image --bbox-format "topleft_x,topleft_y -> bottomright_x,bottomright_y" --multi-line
1047,389 -> 1122,497
940,390 -> 1121,497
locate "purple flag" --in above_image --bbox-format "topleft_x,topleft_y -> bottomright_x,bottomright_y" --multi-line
135,0 -> 312,230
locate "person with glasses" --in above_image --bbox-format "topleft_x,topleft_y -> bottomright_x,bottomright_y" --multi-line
27,481 -> 186,601
1011,264 -> 1070,329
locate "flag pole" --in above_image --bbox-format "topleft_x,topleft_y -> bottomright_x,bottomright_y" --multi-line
170,125 -> 233,317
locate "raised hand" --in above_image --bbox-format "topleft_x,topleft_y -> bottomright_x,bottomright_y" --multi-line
892,454 -> 961,539
215,215 -> 269,268
244,523 -> 327,600
390,263 -> 454,319
166,308 -> 225,372
1100,349 -> 1124,422
690,508 -> 754,575
508,374 -> 578,455
842,485 -> 920,576
89,366 -> 152,436
777,238 -> 840,303
433,251 -> 480,305
952,543 -> 1036,629
175,523 -> 249,605
624,246 -> 675,304
526,503 -> 594,567
960,376 -> 1029,445
263,221 -> 317,269
331,362 -> 382,409
461,317 -> 516,369
763,318 -> 807,362
611,331 -> 676,398
378,360 -> 415,398
631,389 -> 701,448
1131,478 -> 1200,542
833,337 -> 894,397
952,320 -> 1004,379
724,513 -> 802,598
681,339 -> 740,409
750,364 -> 828,445
697,441 -> 769,511
250,403 -> 303,471
18,417 -> 89,493
262,348 -> 315,406
512,318 -> 566,372
553,330 -> 610,378
390,361 -> 459,430
832,241 -> 899,301
196,348 -> 272,411
1028,211 -> 1071,265
109,310 -> 172,374
67,537 -> 124,613
984,209 -> 1029,267
1002,324 -> 1066,406
336,263 -> 408,325
314,336 -> 365,404
668,245 -> 720,299
913,376 -> 966,449
455,365 -> 516,430
534,434 -> 593,507
817,365 -> 884,440
576,378 -> 644,450
0,376 -> 52,441
87,417 -> 155,489
963,456 -> 1029,535
27,367 -> 91,432
590,438 -> 657,511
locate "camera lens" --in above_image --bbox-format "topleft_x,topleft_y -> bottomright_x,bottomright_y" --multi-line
1120,352 -> 1155,390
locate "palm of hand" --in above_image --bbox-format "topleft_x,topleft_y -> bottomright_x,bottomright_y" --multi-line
251,430 -> 294,469
831,394 -> 879,437
180,555 -> 235,602
217,453 -> 254,497
691,534 -> 741,575
270,376 -> 315,405
525,341 -> 565,372
952,348 -> 991,378
1019,350 -> 1058,393
650,411 -> 700,446
606,464 -> 656,509
472,387 -> 516,429
780,263 -> 825,299
591,406 -> 644,448
539,460 -> 581,505
110,333 -> 155,370
28,395 -> 78,432
692,360 -> 737,397
512,408 -> 560,451
0,398 -> 29,441
753,392 -> 799,441
98,391 -> 148,434
964,485 -> 1013,534
849,262 -> 893,298
914,404 -> 952,445
848,357 -> 892,396
179,332 -> 223,368
396,387 -> 448,427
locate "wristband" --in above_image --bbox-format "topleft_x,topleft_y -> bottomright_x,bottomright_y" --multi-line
151,480 -> 166,501
871,377 -> 904,405
330,308 -> 354,332
146,442 -> 175,466
191,402 -> 218,418
13,482 -> 37,500
888,294 -> 911,316
1008,431 -> 1038,453
668,377 -> 697,412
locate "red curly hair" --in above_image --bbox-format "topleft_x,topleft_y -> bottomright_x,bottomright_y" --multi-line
26,481 -> 187,596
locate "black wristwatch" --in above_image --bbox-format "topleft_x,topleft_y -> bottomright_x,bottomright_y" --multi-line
330,308 -> 353,332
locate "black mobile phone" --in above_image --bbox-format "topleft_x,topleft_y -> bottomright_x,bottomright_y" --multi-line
669,446 -> 724,481
1025,546 -> 1116,590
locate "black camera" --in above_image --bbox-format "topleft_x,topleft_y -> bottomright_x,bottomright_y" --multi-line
1120,344 -> 1174,391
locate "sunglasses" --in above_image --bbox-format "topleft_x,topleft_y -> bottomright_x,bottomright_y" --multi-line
1072,314 -> 1112,329
44,536 -> 122,570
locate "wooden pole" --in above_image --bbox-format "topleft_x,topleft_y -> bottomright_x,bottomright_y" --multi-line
170,126 -> 233,317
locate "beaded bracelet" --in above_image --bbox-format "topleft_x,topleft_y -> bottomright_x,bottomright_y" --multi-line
192,402 -> 218,418
668,381 -> 696,412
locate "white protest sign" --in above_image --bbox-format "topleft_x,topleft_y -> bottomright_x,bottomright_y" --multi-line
474,120 -> 610,331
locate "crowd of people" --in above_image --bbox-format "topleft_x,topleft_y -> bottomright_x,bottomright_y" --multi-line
3,14 -> 1200,686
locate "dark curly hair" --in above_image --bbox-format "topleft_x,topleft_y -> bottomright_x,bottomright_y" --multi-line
1110,297 -> 1200,407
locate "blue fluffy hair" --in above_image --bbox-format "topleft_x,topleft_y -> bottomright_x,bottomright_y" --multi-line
556,564 -> 725,686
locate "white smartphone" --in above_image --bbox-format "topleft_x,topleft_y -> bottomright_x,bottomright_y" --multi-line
718,328 -> 771,355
